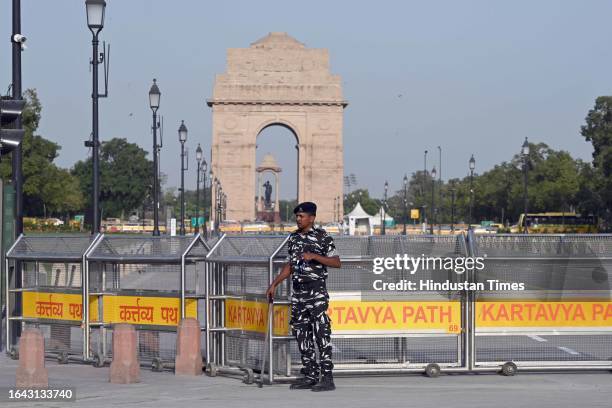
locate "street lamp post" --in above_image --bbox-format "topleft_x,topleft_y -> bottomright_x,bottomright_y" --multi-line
195,144 -> 202,235
178,120 -> 188,235
85,0 -> 107,234
521,137 -> 530,233
403,174 -> 408,235
202,158 -> 208,237
381,181 -> 388,235
222,193 -> 227,221
469,154 -> 476,231
214,179 -> 222,236
423,150 -> 428,225
148,78 -> 161,235
450,186 -> 456,233
334,196 -> 337,223
430,166 -> 437,234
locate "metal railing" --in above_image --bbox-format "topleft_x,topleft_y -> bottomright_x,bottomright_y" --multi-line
4,232 -> 611,381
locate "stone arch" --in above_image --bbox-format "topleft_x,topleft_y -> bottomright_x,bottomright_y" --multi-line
208,32 -> 347,223
255,120 -> 301,202
256,120 -> 301,145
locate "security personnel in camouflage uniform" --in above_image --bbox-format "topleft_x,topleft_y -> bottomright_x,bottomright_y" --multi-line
266,202 -> 341,391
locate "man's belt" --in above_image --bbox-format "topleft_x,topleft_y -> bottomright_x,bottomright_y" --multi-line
292,279 -> 326,291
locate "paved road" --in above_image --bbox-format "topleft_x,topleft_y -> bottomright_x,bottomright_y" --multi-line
0,354 -> 611,408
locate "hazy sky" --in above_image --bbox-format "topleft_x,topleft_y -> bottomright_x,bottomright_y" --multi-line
1,0 -> 610,200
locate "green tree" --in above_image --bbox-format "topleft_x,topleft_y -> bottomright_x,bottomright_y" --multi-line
343,188 -> 379,217
72,138 -> 154,219
0,89 -> 84,217
581,96 -> 612,225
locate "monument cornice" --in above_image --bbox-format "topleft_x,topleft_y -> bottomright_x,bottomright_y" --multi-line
206,98 -> 348,108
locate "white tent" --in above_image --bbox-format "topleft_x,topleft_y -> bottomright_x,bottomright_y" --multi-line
346,202 -> 375,235
372,207 -> 395,227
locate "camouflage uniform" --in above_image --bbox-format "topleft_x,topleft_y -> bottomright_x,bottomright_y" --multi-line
286,226 -> 337,381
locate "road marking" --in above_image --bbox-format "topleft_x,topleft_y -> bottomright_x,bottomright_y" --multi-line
527,335 -> 547,342
557,346 -> 580,355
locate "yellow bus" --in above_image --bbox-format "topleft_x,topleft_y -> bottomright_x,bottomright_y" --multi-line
511,212 -> 598,233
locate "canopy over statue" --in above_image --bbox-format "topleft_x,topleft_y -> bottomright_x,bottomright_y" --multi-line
256,153 -> 281,222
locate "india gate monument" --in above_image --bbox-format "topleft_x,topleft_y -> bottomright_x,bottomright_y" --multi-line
208,32 -> 347,223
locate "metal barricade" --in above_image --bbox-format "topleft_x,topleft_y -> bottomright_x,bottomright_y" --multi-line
204,234 -> 471,383
4,234 -> 101,363
85,234 -> 210,368
469,232 -> 612,373
7,231 -> 610,378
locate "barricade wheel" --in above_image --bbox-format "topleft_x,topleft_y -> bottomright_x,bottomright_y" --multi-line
92,353 -> 104,368
57,352 -> 69,364
242,368 -> 255,384
151,357 -> 164,372
501,362 -> 517,376
9,348 -> 18,360
206,363 -> 218,377
425,363 -> 441,378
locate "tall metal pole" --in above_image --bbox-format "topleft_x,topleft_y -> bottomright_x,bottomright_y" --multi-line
152,110 -> 160,236
202,173 -> 208,238
195,161 -> 200,234
438,146 -> 442,234
523,157 -> 528,233
423,150 -> 428,225
12,0 -> 23,236
469,169 -> 474,230
451,188 -> 456,233
91,34 -> 100,234
180,142 -> 186,235
10,0 -> 23,346
403,178 -> 407,235
430,173 -> 435,235
381,182 -> 388,235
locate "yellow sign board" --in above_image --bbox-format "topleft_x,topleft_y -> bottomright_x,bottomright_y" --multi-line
22,292 -> 99,322
225,299 -> 461,335
328,301 -> 461,334
226,299 -> 291,335
22,292 -> 197,327
410,209 -> 420,220
476,301 -> 612,329
102,296 -> 197,326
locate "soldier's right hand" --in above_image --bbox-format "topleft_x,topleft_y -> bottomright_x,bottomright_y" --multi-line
265,285 -> 275,302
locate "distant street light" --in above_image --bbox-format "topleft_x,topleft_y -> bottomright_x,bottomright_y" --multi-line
430,166 -> 437,234
450,184 -> 456,233
178,120 -> 188,235
521,137 -> 530,233
195,144 -> 205,235
423,150 -> 428,225
469,154 -> 476,231
148,78 -> 161,235
334,196 -> 338,223
403,174 -> 408,235
381,181 -> 388,235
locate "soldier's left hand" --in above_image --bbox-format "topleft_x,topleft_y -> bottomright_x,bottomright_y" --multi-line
301,252 -> 318,261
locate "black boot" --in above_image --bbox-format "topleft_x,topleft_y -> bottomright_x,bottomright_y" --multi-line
289,377 -> 317,390
311,374 -> 335,392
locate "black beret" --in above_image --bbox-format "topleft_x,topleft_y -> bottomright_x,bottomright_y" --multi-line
293,201 -> 317,215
